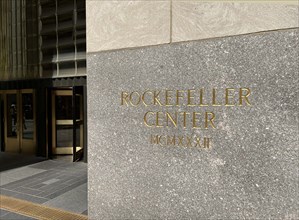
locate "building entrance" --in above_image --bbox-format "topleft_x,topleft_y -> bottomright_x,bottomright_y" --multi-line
51,87 -> 84,161
0,90 -> 36,154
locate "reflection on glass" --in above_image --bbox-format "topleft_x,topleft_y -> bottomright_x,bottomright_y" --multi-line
55,95 -> 80,120
56,96 -> 72,120
22,93 -> 34,140
56,125 -> 80,148
7,94 -> 17,138
75,95 -> 81,120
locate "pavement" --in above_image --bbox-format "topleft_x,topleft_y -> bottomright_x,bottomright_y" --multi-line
0,154 -> 87,219
0,152 -> 46,172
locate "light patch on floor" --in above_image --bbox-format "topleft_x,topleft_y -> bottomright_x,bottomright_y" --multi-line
0,167 -> 46,186
42,178 -> 60,185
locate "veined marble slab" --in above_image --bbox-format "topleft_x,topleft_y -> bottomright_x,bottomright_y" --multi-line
86,0 -> 170,53
172,1 -> 298,42
86,1 -> 298,53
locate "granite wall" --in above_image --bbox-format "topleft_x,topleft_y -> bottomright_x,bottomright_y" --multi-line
87,29 -> 298,219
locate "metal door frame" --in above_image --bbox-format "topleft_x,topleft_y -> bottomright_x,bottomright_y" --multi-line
52,89 -> 73,155
0,91 -> 5,151
72,86 -> 84,161
51,88 -> 84,160
2,89 -> 36,154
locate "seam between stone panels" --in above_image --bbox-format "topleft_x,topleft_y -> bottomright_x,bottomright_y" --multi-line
168,0 -> 298,3
169,27 -> 299,47
86,27 -> 299,55
170,0 -> 173,43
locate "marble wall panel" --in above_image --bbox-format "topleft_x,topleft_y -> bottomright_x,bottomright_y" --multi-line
172,1 -> 299,42
86,1 -> 171,53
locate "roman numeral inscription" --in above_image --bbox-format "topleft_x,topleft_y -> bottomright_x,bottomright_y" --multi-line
150,134 -> 211,149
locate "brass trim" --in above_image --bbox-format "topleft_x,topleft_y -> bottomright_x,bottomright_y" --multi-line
56,120 -> 73,125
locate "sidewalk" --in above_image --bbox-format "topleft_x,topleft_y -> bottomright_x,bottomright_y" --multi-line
0,152 -> 45,172
0,158 -> 87,219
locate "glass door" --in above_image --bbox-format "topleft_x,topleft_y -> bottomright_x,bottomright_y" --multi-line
52,88 -> 84,160
4,90 -> 19,153
0,92 -> 4,151
52,90 -> 73,155
3,90 -> 36,154
21,90 -> 36,154
73,86 -> 84,161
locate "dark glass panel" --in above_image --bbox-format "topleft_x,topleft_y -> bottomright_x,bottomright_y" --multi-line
56,125 -> 72,148
22,93 -> 34,140
7,94 -> 17,138
56,125 -> 80,148
55,95 -> 80,120
55,95 -> 72,120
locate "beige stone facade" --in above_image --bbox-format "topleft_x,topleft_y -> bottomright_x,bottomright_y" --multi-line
86,0 -> 298,53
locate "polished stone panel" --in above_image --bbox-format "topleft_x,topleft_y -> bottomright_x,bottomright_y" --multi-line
172,1 -> 298,42
87,29 -> 298,219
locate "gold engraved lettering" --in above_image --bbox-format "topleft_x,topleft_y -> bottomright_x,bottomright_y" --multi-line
166,112 -> 177,128
187,89 -> 196,106
204,137 -> 210,148
121,92 -> 129,106
176,90 -> 184,106
205,112 -> 216,129
144,112 -> 155,127
156,111 -> 163,127
167,136 -> 176,146
212,88 -> 221,106
186,136 -> 192,147
142,91 -> 153,106
165,90 -> 173,106
123,87 -> 253,151
150,134 -> 212,149
154,91 -> 162,106
192,112 -> 201,129
180,112 -> 190,128
239,88 -> 251,106
225,88 -> 235,106
159,136 -> 166,146
199,89 -> 208,106
150,135 -> 159,144
178,136 -> 184,146
129,91 -> 141,106
194,137 -> 201,148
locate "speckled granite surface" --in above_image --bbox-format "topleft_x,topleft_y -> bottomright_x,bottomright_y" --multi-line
87,29 -> 298,219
